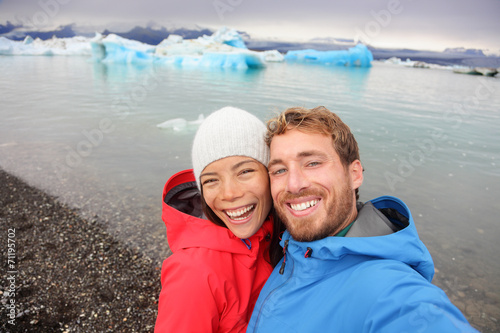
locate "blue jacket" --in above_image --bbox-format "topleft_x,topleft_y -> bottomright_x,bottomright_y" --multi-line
247,196 -> 477,332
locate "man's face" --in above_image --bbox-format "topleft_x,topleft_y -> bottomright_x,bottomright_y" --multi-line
268,129 -> 363,242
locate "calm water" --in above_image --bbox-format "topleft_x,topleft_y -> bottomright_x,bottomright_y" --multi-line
1,55 -> 499,330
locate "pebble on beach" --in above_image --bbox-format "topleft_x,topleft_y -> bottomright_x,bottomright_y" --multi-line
0,169 -> 161,332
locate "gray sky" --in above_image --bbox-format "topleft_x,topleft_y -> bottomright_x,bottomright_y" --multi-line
1,0 -> 499,53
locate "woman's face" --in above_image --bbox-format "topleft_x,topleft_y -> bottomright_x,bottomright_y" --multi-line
200,156 -> 272,239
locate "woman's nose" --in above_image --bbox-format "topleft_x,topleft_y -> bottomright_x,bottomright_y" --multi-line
221,179 -> 244,201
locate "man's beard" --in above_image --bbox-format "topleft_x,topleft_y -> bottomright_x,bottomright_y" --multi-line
275,182 -> 355,242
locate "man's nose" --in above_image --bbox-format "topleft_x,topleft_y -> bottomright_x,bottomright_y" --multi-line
286,166 -> 310,194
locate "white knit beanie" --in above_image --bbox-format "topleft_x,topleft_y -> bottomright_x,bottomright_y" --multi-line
192,106 -> 269,190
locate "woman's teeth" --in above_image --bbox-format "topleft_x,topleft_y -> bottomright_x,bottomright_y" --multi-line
226,205 -> 255,220
290,200 -> 319,211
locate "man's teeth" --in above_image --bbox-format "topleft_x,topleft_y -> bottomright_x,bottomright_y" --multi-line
290,200 -> 319,211
226,205 -> 254,220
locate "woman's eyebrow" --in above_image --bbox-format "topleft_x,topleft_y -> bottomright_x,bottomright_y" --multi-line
201,159 -> 258,178
200,171 -> 217,178
231,159 -> 258,171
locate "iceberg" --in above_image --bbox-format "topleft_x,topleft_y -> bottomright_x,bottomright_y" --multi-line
0,35 -> 92,56
1,26 -> 379,69
261,50 -> 285,62
452,66 -> 498,76
284,44 -> 373,67
90,33 -> 155,64
383,57 -> 455,71
91,27 -> 268,69
157,114 -> 205,131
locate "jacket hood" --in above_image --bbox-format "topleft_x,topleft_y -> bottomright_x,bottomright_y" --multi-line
281,195 -> 435,281
162,169 -> 273,255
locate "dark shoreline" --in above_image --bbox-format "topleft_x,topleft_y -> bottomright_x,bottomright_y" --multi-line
0,168 -> 160,332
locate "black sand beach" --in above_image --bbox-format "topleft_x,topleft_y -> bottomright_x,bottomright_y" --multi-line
1,169 -> 160,332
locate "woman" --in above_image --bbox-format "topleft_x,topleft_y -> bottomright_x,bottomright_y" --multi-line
155,106 -> 283,332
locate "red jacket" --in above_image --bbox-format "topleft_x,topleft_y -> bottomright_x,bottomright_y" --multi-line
155,169 -> 274,333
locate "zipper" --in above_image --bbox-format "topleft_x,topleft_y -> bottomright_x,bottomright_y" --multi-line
279,239 -> 289,275
251,238 -> 294,332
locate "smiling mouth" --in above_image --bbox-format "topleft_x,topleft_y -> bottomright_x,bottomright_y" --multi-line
225,205 -> 255,221
289,199 -> 319,212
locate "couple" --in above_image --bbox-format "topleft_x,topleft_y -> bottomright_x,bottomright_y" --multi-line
155,106 -> 477,332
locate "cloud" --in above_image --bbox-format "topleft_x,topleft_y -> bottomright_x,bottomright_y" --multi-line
0,0 -> 498,51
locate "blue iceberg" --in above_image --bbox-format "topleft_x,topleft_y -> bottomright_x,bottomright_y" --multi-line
0,26 -> 372,69
90,27 -> 267,69
284,44 -> 373,67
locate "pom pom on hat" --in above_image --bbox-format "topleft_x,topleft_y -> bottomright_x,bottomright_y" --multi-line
192,106 -> 269,189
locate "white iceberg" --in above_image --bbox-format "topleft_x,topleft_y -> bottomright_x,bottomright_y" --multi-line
0,35 -> 92,56
284,44 -> 373,67
157,114 -> 205,131
383,57 -> 452,70
91,27 -> 267,69
261,50 -> 285,62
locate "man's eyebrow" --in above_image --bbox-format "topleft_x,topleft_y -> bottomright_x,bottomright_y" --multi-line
268,150 -> 329,168
267,158 -> 283,169
297,150 -> 327,158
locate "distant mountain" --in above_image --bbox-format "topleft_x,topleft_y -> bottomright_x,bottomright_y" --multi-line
245,39 -> 353,52
0,22 -> 213,45
0,21 -> 21,34
0,23 -> 77,40
369,47 -> 500,67
443,47 -> 485,57
101,26 -> 213,45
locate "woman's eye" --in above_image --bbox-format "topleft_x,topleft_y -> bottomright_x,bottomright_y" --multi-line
239,169 -> 255,176
202,178 -> 218,186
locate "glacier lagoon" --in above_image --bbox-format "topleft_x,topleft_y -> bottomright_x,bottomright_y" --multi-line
0,54 -> 499,330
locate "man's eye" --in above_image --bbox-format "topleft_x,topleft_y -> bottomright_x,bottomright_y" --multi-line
307,161 -> 321,167
270,168 -> 286,176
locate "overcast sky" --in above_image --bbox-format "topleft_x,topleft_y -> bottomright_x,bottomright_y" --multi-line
1,0 -> 499,53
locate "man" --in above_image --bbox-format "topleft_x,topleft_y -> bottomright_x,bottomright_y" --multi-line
247,106 -> 477,332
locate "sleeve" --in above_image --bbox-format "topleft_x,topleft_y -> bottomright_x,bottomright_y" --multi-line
155,253 -> 220,333
363,265 -> 479,333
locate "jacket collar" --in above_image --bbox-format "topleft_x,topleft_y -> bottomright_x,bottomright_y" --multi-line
280,196 -> 434,281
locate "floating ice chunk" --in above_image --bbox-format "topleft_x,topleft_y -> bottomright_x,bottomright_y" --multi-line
157,114 -> 205,131
0,37 -> 15,54
90,33 -> 106,60
284,44 -> 373,67
199,51 -> 264,69
188,114 -> 205,125
90,33 -> 155,64
91,27 -> 267,68
0,35 -> 92,56
23,35 -> 34,45
260,50 -> 284,62
157,118 -> 187,131
383,56 -> 453,70
207,26 -> 248,49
